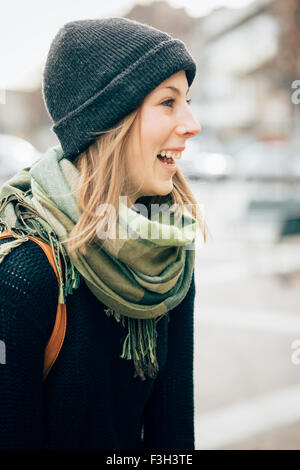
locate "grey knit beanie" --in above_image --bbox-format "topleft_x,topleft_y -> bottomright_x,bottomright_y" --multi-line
42,17 -> 197,161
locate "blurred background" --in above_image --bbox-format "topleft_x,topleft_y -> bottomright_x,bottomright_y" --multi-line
1,0 -> 300,450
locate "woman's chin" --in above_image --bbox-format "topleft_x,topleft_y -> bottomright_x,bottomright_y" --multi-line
138,181 -> 174,199
159,180 -> 174,195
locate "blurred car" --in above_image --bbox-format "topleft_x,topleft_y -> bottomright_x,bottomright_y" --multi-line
290,152 -> 300,180
225,134 -> 257,156
234,140 -> 297,181
0,134 -> 41,185
178,141 -> 235,181
238,194 -> 300,244
193,151 -> 235,180
246,198 -> 300,221
280,215 -> 300,240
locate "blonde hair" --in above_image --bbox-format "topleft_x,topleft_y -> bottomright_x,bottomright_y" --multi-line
63,106 -> 208,258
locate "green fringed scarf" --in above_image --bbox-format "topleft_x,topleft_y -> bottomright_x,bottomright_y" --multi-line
0,145 -> 197,380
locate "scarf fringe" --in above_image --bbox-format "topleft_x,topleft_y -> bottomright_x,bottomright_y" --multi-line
0,206 -> 81,305
104,307 -> 159,381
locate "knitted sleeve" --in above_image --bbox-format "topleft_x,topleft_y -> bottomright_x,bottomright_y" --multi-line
0,238 -> 58,449
142,271 -> 196,450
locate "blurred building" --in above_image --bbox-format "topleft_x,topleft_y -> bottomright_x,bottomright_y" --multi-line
0,87 -> 57,151
193,0 -> 300,143
0,0 -> 299,153
127,0 -> 300,145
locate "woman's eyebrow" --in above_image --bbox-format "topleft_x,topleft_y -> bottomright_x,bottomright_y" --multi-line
156,85 -> 190,96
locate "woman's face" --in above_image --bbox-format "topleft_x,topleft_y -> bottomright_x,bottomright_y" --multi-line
125,70 -> 201,205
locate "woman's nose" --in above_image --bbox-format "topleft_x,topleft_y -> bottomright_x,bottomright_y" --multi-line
176,116 -> 201,138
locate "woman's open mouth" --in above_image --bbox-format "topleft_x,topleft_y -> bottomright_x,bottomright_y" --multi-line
156,154 -> 177,173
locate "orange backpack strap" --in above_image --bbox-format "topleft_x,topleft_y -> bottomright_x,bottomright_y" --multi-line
0,229 -> 67,381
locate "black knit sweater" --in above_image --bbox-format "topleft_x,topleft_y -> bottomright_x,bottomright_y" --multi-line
0,237 -> 195,450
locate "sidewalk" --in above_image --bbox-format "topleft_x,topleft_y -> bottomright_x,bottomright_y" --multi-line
193,271 -> 300,450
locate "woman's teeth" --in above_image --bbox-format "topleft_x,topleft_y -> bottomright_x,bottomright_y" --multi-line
157,154 -> 176,166
158,155 -> 174,164
160,150 -> 182,159
156,150 -> 182,165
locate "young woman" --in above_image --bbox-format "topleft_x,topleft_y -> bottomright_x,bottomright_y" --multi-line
0,17 -> 207,450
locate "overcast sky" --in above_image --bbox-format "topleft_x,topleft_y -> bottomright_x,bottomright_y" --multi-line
0,0 -> 255,91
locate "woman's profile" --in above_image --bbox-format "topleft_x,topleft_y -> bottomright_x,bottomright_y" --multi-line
0,17 -> 207,450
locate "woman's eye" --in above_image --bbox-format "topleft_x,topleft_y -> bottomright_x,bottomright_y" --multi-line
161,98 -> 192,108
162,99 -> 175,107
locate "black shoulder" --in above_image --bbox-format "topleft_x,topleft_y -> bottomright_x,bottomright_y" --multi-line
0,237 -> 59,341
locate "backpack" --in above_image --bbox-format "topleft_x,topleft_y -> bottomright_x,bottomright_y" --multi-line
0,229 -> 66,381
